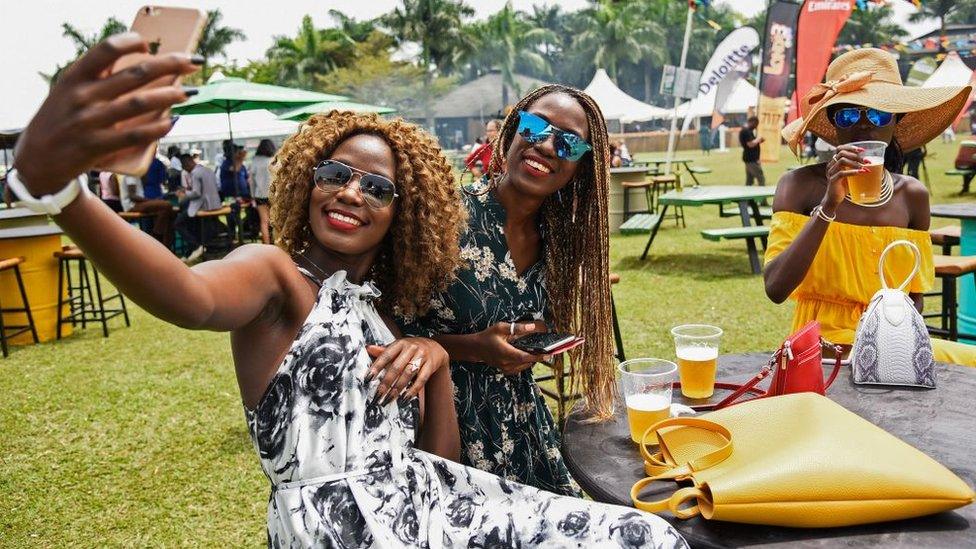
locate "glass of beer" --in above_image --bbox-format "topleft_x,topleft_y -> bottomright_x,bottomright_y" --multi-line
671,324 -> 722,399
618,358 -> 677,444
845,140 -> 887,204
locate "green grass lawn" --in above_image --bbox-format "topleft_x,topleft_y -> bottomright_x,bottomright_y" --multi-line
1,140 -> 972,546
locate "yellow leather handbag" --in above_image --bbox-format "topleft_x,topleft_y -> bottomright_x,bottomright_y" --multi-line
630,393 -> 974,527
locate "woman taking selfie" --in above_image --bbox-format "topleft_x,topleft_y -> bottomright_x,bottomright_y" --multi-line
10,35 -> 685,548
764,48 -> 974,364
402,85 -> 617,496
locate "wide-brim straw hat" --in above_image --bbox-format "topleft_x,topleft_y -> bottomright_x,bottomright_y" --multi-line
783,48 -> 971,153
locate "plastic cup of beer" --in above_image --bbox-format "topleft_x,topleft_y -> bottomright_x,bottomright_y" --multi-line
618,358 -> 677,444
671,324 -> 723,399
845,140 -> 887,204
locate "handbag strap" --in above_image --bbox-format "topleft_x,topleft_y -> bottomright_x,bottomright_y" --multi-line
823,341 -> 843,390
708,367 -> 772,410
673,381 -> 766,411
631,417 -> 730,516
878,239 -> 921,292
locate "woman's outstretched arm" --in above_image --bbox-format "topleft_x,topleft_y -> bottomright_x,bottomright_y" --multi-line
14,34 -> 290,332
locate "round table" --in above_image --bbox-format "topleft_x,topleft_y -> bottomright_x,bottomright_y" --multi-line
0,225 -> 68,343
0,207 -> 48,229
931,204 -> 976,337
563,353 -> 975,548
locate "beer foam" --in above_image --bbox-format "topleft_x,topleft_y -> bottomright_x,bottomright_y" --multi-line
626,393 -> 670,412
676,346 -> 719,361
862,155 -> 883,166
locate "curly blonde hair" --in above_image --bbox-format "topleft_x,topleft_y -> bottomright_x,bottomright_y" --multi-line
269,111 -> 466,317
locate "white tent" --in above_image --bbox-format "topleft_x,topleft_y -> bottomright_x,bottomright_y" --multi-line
923,52 -> 974,88
160,109 -> 299,144
583,69 -> 670,123
676,78 -> 759,124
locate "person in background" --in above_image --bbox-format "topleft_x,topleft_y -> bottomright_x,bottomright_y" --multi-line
98,171 -> 122,212
615,139 -> 632,166
220,144 -> 250,241
249,139 -> 274,244
740,116 -> 765,186
464,119 -> 501,174
699,123 -> 713,155
143,154 -> 168,200
121,167 -> 176,249
174,152 -> 221,262
904,146 -> 925,180
166,145 -> 184,193
942,125 -> 956,143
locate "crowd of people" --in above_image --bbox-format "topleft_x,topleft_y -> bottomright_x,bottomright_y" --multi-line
7,33 -> 975,547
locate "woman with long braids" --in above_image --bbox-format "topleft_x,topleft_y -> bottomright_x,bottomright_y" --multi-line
401,85 -> 616,496
10,36 -> 687,547
765,48 -> 975,365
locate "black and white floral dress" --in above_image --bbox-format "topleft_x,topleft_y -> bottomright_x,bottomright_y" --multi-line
245,270 -> 687,548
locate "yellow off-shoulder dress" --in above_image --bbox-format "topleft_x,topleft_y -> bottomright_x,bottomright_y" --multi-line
764,211 -> 976,366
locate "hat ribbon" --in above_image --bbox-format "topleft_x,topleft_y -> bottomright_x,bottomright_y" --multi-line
789,70 -> 875,151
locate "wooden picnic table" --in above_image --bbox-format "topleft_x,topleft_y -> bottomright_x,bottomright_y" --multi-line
931,204 -> 976,338
562,352 -> 976,549
641,186 -> 777,274
0,207 -> 48,229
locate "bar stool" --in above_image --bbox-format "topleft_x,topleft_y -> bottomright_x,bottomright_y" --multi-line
0,257 -> 39,357
55,246 -> 130,338
930,225 -> 961,256
925,254 -> 976,342
535,273 -> 626,425
650,174 -> 685,227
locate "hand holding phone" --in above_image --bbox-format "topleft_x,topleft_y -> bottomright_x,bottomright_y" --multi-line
510,332 -> 584,355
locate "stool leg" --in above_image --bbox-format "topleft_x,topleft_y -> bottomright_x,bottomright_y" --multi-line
948,275 -> 958,341
90,268 -> 110,338
0,291 -> 8,358
57,258 -> 66,340
611,294 -> 625,362
14,266 -> 39,344
119,291 -> 130,327
79,261 -> 93,330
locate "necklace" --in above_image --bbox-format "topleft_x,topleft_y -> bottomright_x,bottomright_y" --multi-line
297,250 -> 332,282
844,170 -> 893,208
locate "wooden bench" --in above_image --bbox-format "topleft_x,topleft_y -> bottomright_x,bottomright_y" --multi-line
926,254 -> 976,342
619,213 -> 661,235
701,226 -> 770,275
719,204 -> 772,219
930,225 -> 962,255
945,168 -> 975,194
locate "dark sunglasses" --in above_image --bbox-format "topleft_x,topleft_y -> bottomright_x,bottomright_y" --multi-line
516,110 -> 592,161
312,160 -> 398,209
830,107 -> 894,129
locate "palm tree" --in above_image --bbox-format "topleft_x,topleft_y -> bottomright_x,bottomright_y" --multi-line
838,4 -> 907,47
383,0 -> 475,130
467,3 -> 555,105
41,17 -> 127,85
266,15 -> 356,89
328,9 -> 375,43
909,0 -> 976,39
574,0 -> 663,83
195,9 -> 246,80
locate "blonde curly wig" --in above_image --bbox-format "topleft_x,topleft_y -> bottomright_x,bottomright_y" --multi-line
269,111 -> 466,317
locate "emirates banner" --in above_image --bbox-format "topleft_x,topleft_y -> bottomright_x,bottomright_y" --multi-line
758,0 -> 801,163
790,0 -> 854,122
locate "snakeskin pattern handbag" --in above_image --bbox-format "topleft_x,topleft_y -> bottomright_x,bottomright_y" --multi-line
851,240 -> 936,388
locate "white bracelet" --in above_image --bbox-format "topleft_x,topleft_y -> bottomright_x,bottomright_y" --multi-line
813,205 -> 836,223
6,169 -> 85,215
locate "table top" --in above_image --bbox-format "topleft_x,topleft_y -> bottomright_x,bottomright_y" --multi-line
0,207 -> 45,221
610,166 -> 656,175
931,204 -> 976,221
0,225 -> 63,240
635,157 -> 694,165
562,353 -> 975,548
659,185 -> 777,206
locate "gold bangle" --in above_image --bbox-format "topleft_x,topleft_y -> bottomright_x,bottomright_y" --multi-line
814,205 -> 836,223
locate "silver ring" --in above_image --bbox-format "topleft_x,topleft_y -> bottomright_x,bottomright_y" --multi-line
509,322 -> 516,336
832,153 -> 840,163
408,357 -> 422,373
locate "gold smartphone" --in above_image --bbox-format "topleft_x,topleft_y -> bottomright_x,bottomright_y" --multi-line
94,6 -> 207,176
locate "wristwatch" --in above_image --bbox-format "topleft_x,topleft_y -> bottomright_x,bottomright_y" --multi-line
5,169 -> 85,215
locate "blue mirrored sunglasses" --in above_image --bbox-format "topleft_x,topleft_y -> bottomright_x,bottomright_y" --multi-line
831,107 -> 894,129
516,110 -> 592,161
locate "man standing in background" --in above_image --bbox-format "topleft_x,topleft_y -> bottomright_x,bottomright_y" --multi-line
739,116 -> 765,186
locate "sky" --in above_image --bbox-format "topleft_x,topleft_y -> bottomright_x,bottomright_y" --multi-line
0,0 -> 937,128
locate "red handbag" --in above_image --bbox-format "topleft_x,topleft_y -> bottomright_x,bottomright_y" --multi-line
683,321 -> 843,411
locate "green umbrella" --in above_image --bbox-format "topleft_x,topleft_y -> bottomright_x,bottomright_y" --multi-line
277,101 -> 396,121
171,76 -> 347,142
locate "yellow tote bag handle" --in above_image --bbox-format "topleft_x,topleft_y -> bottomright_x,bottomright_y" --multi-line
631,417 -> 733,516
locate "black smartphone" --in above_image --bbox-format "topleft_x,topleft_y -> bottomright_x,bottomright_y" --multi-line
510,332 -> 580,354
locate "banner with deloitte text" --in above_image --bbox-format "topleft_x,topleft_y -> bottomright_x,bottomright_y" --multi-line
680,26 -> 760,132
788,0 -> 854,123
758,0 -> 801,164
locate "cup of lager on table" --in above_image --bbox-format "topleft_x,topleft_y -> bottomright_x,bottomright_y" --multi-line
845,140 -> 886,204
671,324 -> 722,399
618,358 -> 677,443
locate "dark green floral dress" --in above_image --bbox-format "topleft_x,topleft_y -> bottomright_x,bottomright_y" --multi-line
399,185 -> 582,497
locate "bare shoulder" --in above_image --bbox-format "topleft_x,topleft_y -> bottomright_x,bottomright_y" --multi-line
773,164 -> 825,213
895,173 -> 929,202
197,243 -> 302,287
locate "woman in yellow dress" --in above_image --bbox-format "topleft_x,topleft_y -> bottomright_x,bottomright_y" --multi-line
763,48 -> 974,364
